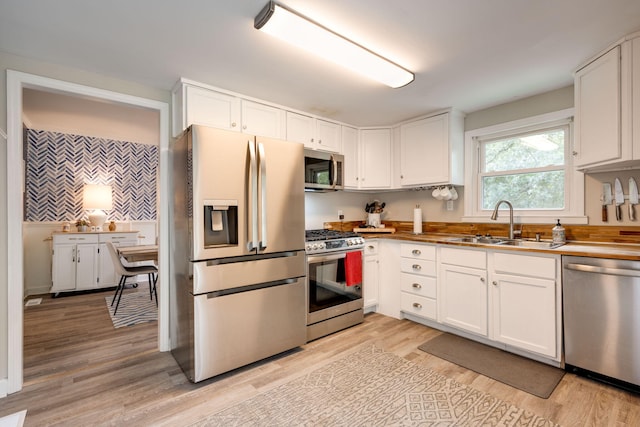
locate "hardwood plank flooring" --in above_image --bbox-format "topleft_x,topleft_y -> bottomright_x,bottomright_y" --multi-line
3,289 -> 640,426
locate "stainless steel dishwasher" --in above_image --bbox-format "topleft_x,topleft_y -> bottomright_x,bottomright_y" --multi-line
563,256 -> 640,391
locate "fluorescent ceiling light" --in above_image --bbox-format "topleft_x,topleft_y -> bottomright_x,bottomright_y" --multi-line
255,1 -> 414,88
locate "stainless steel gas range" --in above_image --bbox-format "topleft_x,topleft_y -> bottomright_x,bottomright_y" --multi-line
305,229 -> 365,342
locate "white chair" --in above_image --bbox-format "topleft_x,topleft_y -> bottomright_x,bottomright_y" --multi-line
105,242 -> 158,315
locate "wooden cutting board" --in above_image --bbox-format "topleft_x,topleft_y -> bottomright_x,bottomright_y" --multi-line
353,227 -> 396,233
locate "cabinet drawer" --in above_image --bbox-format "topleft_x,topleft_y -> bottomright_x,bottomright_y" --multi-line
99,232 -> 138,244
400,243 -> 435,260
493,252 -> 556,280
400,273 -> 436,298
440,246 -> 486,269
401,292 -> 436,320
53,233 -> 99,244
364,241 -> 378,256
400,258 -> 436,276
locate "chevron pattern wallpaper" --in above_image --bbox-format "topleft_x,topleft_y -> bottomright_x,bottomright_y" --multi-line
25,129 -> 158,222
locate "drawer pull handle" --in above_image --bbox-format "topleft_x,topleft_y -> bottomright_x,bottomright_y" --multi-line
368,245 -> 375,250
412,264 -> 421,270
413,302 -> 422,309
412,283 -> 422,289
412,249 -> 421,256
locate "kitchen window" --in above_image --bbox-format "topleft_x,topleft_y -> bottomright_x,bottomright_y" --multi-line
463,108 -> 587,224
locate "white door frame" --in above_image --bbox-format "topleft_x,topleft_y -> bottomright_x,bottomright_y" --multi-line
6,70 -> 171,394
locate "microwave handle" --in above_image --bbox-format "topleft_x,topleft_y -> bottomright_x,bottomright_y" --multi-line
331,155 -> 337,189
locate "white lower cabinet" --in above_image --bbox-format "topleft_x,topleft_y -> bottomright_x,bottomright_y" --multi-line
399,243 -> 437,320
490,252 -> 559,358
51,232 -> 138,293
363,240 -> 379,312
52,234 -> 99,293
438,247 -> 488,336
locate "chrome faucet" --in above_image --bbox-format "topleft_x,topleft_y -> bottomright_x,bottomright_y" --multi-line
490,200 -> 514,239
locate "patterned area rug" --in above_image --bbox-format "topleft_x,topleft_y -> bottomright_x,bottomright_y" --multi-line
105,292 -> 157,328
192,345 -> 559,426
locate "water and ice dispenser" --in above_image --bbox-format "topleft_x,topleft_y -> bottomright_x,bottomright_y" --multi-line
203,200 -> 238,247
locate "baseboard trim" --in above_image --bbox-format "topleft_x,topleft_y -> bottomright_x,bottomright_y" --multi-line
0,378 -> 8,398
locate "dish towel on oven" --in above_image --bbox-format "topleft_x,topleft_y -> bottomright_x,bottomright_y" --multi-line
345,250 -> 362,286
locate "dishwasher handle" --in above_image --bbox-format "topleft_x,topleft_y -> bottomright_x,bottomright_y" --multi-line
566,262 -> 640,278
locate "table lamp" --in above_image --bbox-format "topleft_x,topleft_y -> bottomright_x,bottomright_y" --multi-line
83,184 -> 113,228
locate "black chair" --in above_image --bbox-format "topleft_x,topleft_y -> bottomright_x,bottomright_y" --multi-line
105,242 -> 158,315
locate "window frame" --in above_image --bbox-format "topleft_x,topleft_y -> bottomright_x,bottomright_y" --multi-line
462,108 -> 587,225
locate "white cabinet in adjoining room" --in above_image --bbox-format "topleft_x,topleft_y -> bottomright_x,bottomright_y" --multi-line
363,240 -> 379,312
359,128 -> 392,189
97,232 -> 140,288
52,234 -> 99,293
489,251 -> 559,359
438,246 -> 488,337
51,231 -> 139,294
398,110 -> 464,187
286,112 -> 341,152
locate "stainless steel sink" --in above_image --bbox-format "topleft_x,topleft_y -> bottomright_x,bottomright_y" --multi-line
447,236 -> 507,245
447,236 -> 564,249
495,239 -> 565,249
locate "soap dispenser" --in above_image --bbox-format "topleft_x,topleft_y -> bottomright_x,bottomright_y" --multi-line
552,219 -> 565,244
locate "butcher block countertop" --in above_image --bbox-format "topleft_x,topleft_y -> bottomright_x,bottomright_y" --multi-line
325,221 -> 640,261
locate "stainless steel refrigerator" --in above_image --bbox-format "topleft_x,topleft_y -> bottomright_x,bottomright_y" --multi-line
170,124 -> 306,383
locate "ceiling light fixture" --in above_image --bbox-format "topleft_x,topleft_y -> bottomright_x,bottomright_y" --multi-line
254,1 -> 414,88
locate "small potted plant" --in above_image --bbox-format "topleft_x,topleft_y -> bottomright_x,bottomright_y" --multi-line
75,219 -> 90,232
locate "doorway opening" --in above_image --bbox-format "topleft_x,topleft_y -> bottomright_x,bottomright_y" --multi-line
6,70 -> 170,394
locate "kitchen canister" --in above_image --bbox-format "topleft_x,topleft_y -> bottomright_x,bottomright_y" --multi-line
413,205 -> 423,234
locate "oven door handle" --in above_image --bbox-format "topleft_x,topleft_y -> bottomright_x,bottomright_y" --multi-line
307,252 -> 348,263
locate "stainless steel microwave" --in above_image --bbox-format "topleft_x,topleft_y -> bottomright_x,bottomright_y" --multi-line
304,149 -> 344,191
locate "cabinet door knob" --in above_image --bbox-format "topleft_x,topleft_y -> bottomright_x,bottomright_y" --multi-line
412,264 -> 422,270
412,249 -> 421,255
492,281 -> 498,286
480,277 -> 485,282
231,122 -> 237,127
318,139 -> 322,144
413,302 -> 422,309
368,245 -> 375,250
412,283 -> 422,289
242,125 -> 247,130
572,151 -> 578,156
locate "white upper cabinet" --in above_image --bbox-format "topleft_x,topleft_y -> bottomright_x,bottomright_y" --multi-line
574,33 -> 640,170
360,128 -> 392,189
286,112 -> 341,152
241,99 -> 285,139
398,110 -> 464,187
181,84 -> 241,134
173,81 -> 284,139
342,125 -> 359,188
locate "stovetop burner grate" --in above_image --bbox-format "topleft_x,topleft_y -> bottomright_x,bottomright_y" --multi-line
305,229 -> 359,242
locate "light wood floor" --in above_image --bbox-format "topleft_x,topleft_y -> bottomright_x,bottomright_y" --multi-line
3,289 -> 640,426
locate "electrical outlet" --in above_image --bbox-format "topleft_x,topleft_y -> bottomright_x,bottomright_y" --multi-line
446,200 -> 454,211
338,210 -> 344,220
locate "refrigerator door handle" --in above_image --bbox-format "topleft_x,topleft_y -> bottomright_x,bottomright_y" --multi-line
247,140 -> 259,251
258,142 -> 268,250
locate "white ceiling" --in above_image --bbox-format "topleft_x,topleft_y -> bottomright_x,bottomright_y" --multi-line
4,0 -> 640,128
